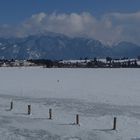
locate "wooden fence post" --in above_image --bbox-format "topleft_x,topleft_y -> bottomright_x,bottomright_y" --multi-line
76,114 -> 79,125
28,105 -> 31,115
49,109 -> 52,119
10,101 -> 13,110
113,117 -> 117,130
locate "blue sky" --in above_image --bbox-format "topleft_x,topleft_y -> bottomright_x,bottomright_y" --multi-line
0,0 -> 140,45
0,0 -> 140,24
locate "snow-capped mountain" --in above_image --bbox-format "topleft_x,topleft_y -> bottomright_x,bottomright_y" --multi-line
0,33 -> 140,59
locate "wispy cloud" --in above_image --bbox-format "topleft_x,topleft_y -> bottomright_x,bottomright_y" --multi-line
1,12 -> 140,45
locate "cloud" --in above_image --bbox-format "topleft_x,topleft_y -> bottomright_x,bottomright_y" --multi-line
1,12 -> 140,45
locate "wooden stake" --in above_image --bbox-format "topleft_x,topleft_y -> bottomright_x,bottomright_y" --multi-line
49,109 -> 52,119
113,117 -> 117,130
10,101 -> 13,110
28,105 -> 31,115
76,114 -> 79,125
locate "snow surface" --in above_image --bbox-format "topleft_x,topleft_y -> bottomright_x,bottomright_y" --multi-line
0,67 -> 140,139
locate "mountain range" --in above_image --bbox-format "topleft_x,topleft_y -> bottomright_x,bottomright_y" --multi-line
0,32 -> 140,60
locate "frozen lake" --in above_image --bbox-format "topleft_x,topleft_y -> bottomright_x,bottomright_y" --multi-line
0,67 -> 140,105
0,67 -> 140,140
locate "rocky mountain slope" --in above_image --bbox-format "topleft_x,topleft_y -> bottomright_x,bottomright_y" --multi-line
0,33 -> 139,59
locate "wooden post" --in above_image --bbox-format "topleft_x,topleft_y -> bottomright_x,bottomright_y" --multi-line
49,109 -> 52,119
10,101 -> 13,110
28,105 -> 31,115
76,114 -> 79,125
113,117 -> 117,130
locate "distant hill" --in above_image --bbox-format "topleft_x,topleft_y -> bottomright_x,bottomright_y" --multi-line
0,32 -> 140,59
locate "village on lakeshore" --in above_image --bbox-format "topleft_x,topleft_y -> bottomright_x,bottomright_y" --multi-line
0,57 -> 140,68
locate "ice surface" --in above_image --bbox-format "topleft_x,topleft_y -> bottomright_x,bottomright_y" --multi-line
0,67 -> 140,139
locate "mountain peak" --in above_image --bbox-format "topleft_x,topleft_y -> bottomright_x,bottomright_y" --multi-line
0,33 -> 139,59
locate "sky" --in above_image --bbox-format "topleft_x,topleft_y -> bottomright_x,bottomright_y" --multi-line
0,0 -> 140,24
0,0 -> 140,45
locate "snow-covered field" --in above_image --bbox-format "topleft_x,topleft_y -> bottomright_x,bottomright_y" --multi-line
0,67 -> 140,140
